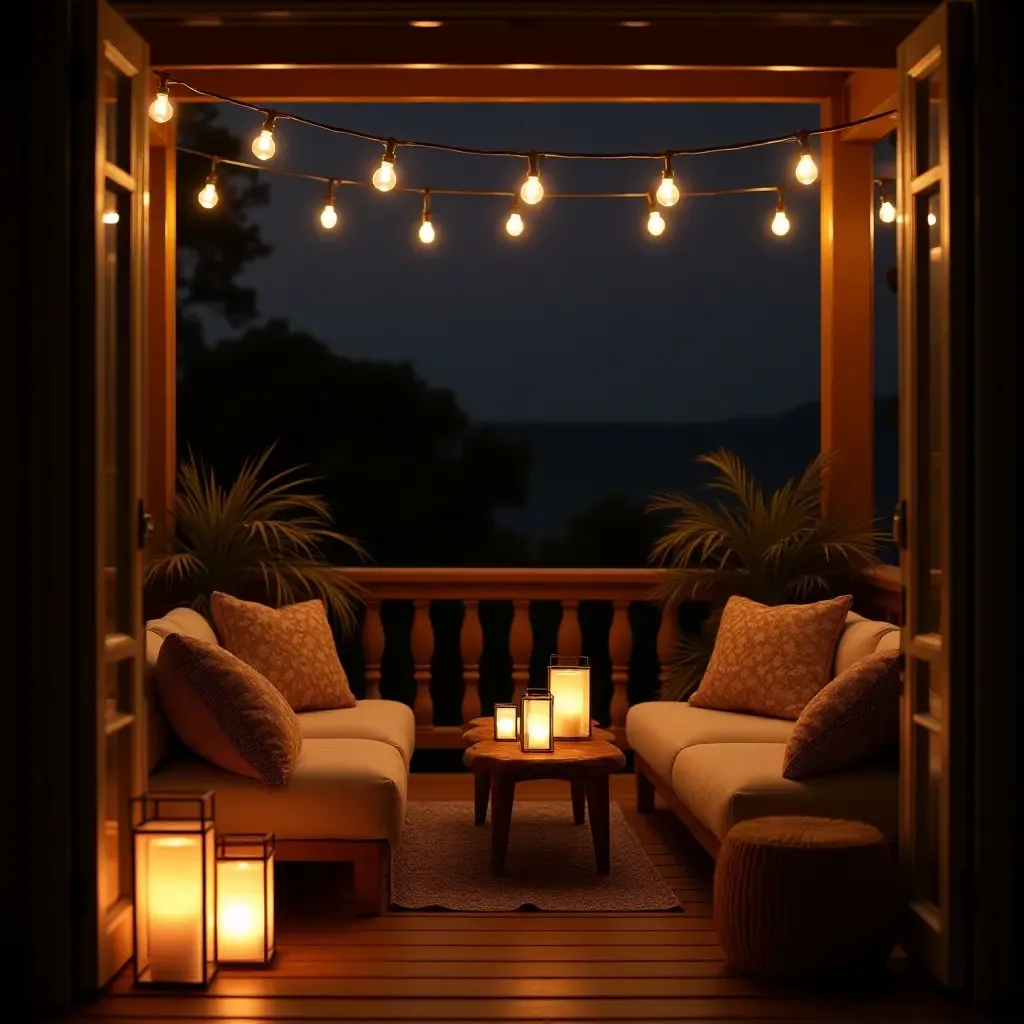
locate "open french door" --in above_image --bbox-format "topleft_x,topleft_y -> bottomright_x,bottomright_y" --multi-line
75,0 -> 150,992
896,0 -> 973,991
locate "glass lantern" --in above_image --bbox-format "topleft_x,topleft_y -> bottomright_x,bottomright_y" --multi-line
493,703 -> 519,741
520,689 -> 555,753
131,792 -> 216,987
549,654 -> 592,740
216,834 -> 275,966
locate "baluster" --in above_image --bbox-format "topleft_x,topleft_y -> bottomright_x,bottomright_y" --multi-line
608,600 -> 632,734
556,599 -> 582,657
656,602 -> 679,690
411,599 -> 435,727
460,599 -> 484,724
509,599 -> 532,707
361,600 -> 384,700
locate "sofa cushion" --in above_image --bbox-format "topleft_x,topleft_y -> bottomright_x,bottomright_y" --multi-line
670,742 -> 897,843
835,613 -> 900,676
783,650 -> 901,780
626,702 -> 794,783
156,633 -> 302,786
211,592 -> 357,712
146,606 -> 220,668
689,594 -> 852,720
149,738 -> 407,843
298,700 -> 416,768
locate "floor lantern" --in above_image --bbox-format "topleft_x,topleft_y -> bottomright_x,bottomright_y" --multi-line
131,792 -> 216,987
493,703 -> 519,741
549,655 -> 592,739
520,689 -> 555,753
216,834 -> 276,966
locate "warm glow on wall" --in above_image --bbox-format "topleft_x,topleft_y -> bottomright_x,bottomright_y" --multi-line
216,835 -> 275,966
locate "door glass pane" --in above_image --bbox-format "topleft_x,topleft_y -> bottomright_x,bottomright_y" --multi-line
915,67 -> 942,174
103,61 -> 132,171
912,719 -> 942,909
101,727 -> 132,913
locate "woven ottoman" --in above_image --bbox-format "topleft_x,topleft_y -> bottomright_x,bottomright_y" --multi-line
714,816 -> 900,980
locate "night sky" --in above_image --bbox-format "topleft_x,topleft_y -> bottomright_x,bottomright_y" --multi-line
207,102 -> 898,424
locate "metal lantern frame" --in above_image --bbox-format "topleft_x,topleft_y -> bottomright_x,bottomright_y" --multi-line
130,791 -> 217,989
548,653 -> 593,740
519,688 -> 555,753
215,833 -> 276,967
493,702 -> 519,741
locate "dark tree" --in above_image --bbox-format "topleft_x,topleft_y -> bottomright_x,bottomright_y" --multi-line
539,492 -> 663,568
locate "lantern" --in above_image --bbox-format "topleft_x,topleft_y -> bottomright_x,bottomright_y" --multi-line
493,703 -> 519,741
549,655 -> 592,740
216,834 -> 275,965
131,792 -> 216,987
520,690 -> 555,753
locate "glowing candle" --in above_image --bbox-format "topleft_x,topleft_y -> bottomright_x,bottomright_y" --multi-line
216,835 -> 275,965
520,692 -> 554,752
145,833 -> 203,982
549,657 -> 592,739
494,704 -> 518,740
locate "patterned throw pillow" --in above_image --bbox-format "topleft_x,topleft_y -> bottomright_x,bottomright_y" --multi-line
688,594 -> 852,720
210,592 -> 358,712
782,650 -> 901,780
156,633 -> 302,786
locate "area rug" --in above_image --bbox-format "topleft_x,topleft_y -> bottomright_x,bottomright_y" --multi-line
392,800 -> 681,912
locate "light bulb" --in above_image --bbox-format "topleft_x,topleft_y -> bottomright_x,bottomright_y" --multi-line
647,210 -> 666,236
927,211 -> 937,227
520,174 -> 544,206
252,128 -> 276,161
148,90 -> 173,124
506,211 -> 524,236
656,175 -> 680,207
419,219 -> 435,244
878,199 -> 896,224
373,140 -> 398,192
320,203 -> 338,229
102,195 -> 119,225
198,178 -> 219,210
772,210 -> 791,236
795,151 -> 818,185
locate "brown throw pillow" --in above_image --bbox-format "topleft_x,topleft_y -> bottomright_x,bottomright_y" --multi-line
156,633 -> 302,786
210,592 -> 357,712
783,650 -> 902,780
689,594 -> 852,720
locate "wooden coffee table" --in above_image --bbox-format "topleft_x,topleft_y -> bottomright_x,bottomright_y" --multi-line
463,730 -> 626,876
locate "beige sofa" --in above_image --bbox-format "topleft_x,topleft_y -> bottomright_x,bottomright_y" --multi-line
144,607 -> 414,914
627,611 -> 900,857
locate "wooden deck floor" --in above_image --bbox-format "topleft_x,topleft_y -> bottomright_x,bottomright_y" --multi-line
77,773 -> 991,1023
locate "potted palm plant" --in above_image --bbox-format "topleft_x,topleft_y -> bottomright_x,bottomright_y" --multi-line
648,449 -> 881,700
146,447 -> 366,632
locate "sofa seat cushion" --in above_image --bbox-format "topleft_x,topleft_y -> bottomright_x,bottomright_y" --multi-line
297,700 -> 416,767
626,702 -> 794,783
670,742 -> 897,843
149,738 -> 407,843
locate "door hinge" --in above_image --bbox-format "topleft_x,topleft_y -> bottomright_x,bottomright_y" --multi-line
893,499 -> 907,549
137,498 -> 154,550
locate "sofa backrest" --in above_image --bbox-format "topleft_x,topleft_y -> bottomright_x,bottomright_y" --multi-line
834,611 -> 900,676
144,606 -> 220,771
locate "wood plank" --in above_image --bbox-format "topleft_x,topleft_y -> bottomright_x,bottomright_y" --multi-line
271,944 -> 728,963
278,929 -> 723,945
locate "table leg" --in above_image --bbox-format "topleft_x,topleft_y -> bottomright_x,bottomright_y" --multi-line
474,770 -> 490,825
570,779 -> 586,824
585,774 -> 611,875
490,775 -> 516,875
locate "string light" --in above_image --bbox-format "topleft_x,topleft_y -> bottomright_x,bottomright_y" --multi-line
102,194 -> 119,225
520,152 -> 544,205
646,195 -> 666,236
878,187 -> 896,224
319,180 -> 338,230
148,73 -> 174,124
197,161 -> 219,209
505,199 -> 524,237
655,154 -> 680,207
927,211 -> 937,227
373,139 -> 398,192
794,131 -> 818,186
251,113 -> 277,161
418,190 -> 435,244
771,189 -> 790,236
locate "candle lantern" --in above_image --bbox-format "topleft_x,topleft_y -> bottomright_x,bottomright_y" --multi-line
493,703 -> 519,741
216,834 -> 275,966
131,792 -> 216,988
520,689 -> 555,753
549,655 -> 592,740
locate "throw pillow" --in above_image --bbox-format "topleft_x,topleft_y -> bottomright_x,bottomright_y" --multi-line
782,649 -> 902,780
156,633 -> 302,786
210,592 -> 357,712
688,594 -> 852,720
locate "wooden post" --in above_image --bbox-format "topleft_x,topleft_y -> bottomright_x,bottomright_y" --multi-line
361,601 -> 384,700
656,603 -> 678,691
509,599 -> 532,707
556,600 -> 583,657
820,88 -> 876,522
459,599 -> 483,724
608,600 -> 632,739
145,119 -> 176,552
410,600 -> 434,728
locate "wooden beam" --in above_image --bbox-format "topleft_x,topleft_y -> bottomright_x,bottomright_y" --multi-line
142,21 -> 908,72
841,69 -> 899,142
819,89 -> 876,523
166,66 -> 844,103
146,121 -> 176,555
